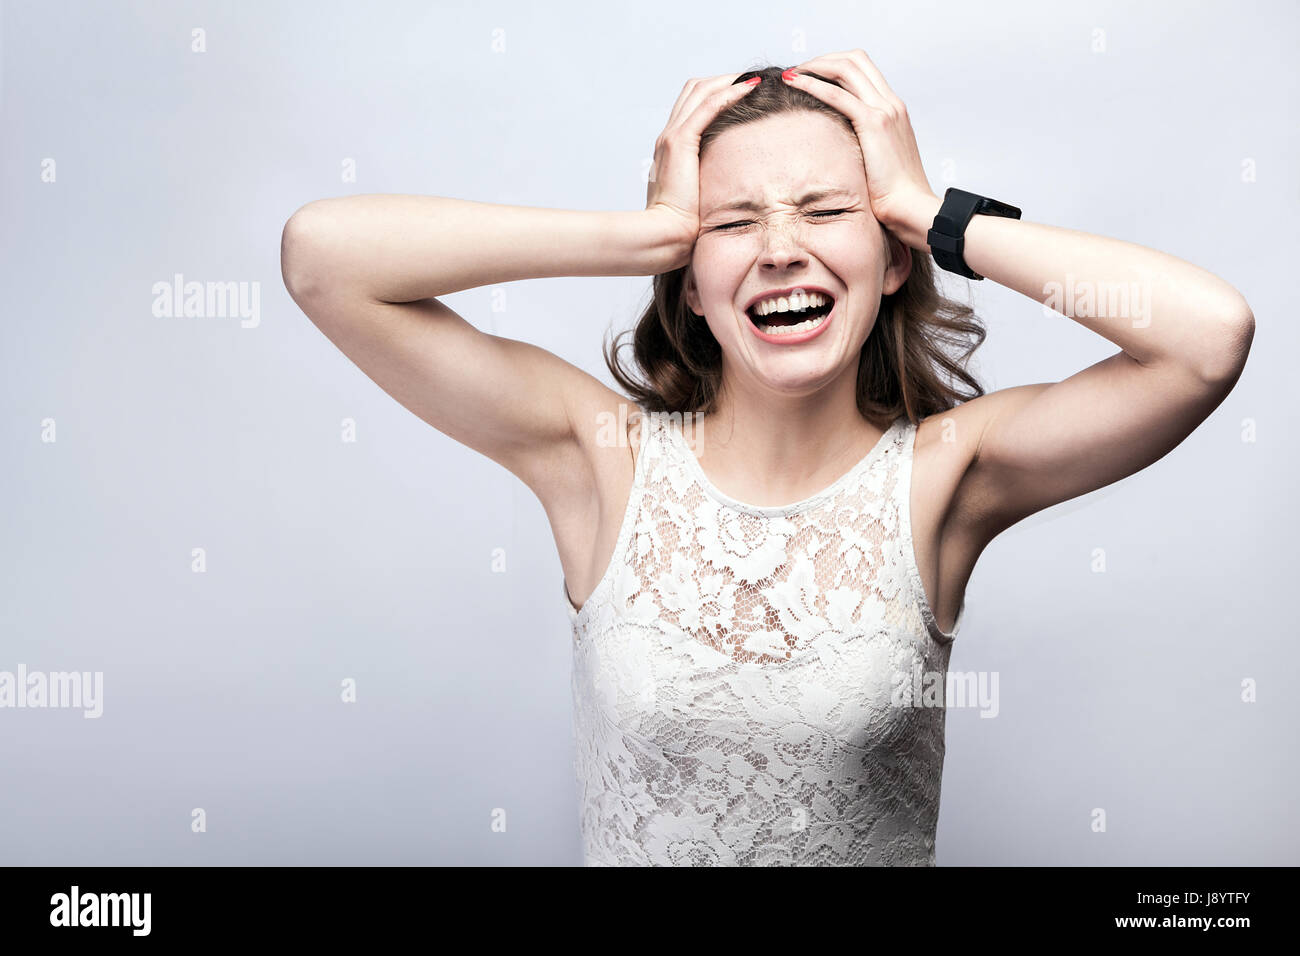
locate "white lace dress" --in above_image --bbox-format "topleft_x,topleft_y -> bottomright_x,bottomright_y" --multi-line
563,406 -> 965,866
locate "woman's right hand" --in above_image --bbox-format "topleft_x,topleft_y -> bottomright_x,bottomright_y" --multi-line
644,72 -> 763,272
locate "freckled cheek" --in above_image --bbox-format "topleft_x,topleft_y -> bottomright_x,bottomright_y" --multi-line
694,249 -> 751,309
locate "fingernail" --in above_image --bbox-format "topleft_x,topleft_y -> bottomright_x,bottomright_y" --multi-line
781,68 -> 799,81
744,76 -> 761,86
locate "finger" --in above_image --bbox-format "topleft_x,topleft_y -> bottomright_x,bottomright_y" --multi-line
664,73 -> 744,132
663,77 -> 702,131
654,76 -> 725,181
651,75 -> 758,191
796,50 -> 904,113
842,49 -> 905,110
790,55 -> 892,114
781,67 -> 872,126
668,74 -> 761,145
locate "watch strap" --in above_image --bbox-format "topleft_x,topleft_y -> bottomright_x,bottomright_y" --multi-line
926,187 -> 1021,280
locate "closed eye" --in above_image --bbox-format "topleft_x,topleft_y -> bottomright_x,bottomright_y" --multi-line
715,209 -> 851,231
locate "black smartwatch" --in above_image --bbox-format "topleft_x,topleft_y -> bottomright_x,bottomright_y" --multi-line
926,187 -> 1021,280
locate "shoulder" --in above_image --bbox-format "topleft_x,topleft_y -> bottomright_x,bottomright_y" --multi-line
918,385 -> 1054,542
915,383 -> 1057,463
912,400 -> 983,471
918,385 -> 1052,451
559,377 -> 646,490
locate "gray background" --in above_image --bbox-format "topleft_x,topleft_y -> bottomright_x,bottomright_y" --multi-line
1,0 -> 1295,865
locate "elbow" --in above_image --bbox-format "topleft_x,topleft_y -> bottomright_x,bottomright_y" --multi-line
1196,303 -> 1255,389
280,202 -> 335,304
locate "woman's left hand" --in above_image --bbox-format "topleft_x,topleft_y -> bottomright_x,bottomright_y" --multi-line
781,50 -> 937,239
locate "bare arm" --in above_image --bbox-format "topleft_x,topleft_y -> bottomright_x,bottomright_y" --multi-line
782,49 -> 1254,545
279,74 -> 757,504
282,195 -> 689,304
279,198 -> 685,497
890,191 -> 1255,539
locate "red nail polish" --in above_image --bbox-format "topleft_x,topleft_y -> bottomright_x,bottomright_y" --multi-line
744,76 -> 761,85
781,68 -> 799,81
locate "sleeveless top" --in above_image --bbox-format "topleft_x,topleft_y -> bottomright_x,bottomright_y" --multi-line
562,406 -> 966,866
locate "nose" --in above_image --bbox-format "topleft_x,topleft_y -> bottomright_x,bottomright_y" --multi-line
758,217 -> 809,271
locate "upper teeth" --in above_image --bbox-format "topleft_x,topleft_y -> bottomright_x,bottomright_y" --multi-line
751,291 -> 830,317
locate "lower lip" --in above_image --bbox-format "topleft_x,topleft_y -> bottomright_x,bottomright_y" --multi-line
745,300 -> 836,345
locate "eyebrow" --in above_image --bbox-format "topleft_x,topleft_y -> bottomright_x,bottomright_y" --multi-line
704,188 -> 857,217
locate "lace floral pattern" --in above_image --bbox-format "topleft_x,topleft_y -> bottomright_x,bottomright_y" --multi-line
564,406 -> 966,866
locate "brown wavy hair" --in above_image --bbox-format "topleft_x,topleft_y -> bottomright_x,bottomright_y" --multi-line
603,64 -> 986,425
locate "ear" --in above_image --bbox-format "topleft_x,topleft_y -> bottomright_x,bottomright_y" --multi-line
684,266 -> 702,315
882,230 -> 913,296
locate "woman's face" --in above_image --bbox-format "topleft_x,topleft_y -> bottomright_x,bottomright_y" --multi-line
685,109 -> 911,403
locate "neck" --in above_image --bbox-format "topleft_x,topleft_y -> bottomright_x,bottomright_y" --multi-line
692,362 -> 889,507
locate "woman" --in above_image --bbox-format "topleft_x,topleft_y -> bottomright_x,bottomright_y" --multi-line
280,52 -> 1254,866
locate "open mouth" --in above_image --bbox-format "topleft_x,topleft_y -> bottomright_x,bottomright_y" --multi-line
745,291 -> 835,336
